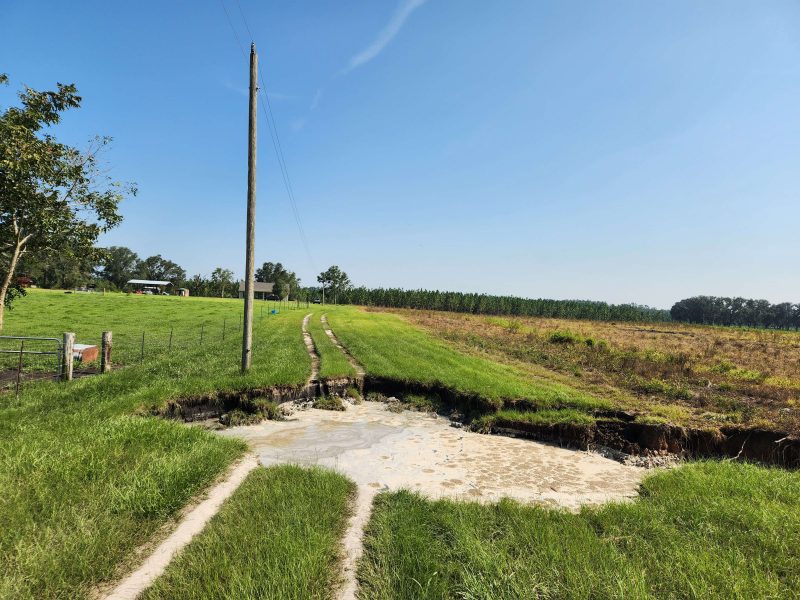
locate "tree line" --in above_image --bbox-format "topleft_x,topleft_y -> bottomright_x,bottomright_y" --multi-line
334,287 -> 671,322
670,296 -> 800,330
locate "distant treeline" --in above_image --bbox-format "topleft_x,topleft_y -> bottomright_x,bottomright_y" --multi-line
670,296 -> 800,330
336,287 -> 671,322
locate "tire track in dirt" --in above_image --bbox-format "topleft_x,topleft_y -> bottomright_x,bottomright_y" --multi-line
337,487 -> 376,600
99,454 -> 260,600
321,314 -> 365,379
302,313 -> 321,398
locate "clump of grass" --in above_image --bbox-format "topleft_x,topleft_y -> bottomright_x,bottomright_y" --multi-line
358,462 -> 800,599
401,393 -> 442,412
313,395 -> 346,411
143,466 -> 355,600
630,375 -> 692,400
548,330 -> 582,344
345,386 -> 362,403
711,360 -> 766,383
238,397 -> 280,420
636,414 -> 670,425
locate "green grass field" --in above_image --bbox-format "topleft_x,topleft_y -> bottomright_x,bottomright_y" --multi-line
1,289 -> 299,369
0,290 -> 311,599
2,292 -> 799,599
143,466 -> 355,600
358,461 -> 800,599
326,306 -> 606,412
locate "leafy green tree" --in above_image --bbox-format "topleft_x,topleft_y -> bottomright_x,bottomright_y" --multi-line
97,245 -> 140,288
0,73 -> 134,329
211,267 -> 234,298
137,255 -> 185,286
256,261 -> 299,299
317,265 -> 351,304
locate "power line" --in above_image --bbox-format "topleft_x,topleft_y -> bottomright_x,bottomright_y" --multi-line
218,0 -> 316,273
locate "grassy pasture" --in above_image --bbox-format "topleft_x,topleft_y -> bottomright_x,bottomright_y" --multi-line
358,461 -> 800,599
143,465 -> 355,600
0,290 -> 311,599
1,289 -> 297,371
398,309 -> 800,433
326,306 -> 606,412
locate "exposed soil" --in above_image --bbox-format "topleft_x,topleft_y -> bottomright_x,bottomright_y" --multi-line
222,401 -> 645,509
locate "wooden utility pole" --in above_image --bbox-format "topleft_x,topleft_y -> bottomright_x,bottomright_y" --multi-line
242,43 -> 258,372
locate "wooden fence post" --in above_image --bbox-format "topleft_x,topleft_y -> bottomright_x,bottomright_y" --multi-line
15,341 -> 24,396
101,331 -> 112,373
61,332 -> 75,382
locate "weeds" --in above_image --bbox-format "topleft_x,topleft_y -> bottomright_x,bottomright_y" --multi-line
313,395 -> 346,411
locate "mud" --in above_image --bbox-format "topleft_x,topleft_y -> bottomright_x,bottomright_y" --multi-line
221,401 -> 645,508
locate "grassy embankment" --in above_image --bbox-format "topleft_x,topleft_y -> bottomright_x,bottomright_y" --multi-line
398,309 -> 800,433
0,290 -> 310,599
326,306 -> 608,424
359,461 -> 800,599
143,465 -> 355,600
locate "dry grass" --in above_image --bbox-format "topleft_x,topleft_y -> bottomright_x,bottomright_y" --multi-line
389,309 -> 800,433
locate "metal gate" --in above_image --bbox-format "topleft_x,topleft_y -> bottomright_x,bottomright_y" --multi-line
0,336 -> 63,392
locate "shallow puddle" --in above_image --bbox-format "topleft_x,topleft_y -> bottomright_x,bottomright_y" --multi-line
221,401 -> 645,508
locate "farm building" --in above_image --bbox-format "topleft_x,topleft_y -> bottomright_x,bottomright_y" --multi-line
238,280 -> 282,300
126,279 -> 173,295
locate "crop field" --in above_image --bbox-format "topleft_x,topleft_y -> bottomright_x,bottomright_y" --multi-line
1,290 -> 799,599
395,309 -> 800,434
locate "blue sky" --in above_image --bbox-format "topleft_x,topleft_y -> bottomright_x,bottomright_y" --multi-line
3,0 -> 799,308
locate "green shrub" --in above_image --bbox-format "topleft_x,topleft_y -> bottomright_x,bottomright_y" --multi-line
549,330 -> 582,344
313,396 -> 345,411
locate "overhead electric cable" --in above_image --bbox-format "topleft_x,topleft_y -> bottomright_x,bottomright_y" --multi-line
218,0 -> 317,273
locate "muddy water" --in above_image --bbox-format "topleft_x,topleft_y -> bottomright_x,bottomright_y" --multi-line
221,401 -> 644,509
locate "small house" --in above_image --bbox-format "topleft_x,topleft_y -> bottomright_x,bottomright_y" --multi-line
239,281 -> 281,300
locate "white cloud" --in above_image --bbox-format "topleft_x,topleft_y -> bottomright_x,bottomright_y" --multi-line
344,0 -> 429,73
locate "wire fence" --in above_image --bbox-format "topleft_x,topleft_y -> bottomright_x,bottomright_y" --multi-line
0,298 -> 310,395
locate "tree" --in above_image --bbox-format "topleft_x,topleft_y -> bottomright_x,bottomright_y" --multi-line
211,267 -> 234,298
97,246 -> 140,289
317,265 -> 351,304
137,255 -> 185,286
0,74 -> 134,329
256,260 -> 299,299
18,248 -> 95,289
